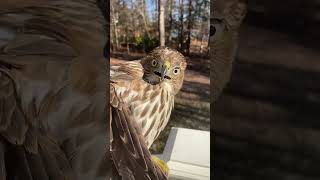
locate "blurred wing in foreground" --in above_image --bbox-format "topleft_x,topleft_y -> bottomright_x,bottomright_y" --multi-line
0,0 -> 109,180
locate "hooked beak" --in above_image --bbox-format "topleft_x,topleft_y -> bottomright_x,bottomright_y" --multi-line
160,64 -> 168,81
154,61 -> 171,81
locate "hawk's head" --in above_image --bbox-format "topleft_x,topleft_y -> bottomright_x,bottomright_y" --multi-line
141,47 -> 187,94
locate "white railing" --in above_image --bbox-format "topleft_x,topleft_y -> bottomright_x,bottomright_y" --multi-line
156,127 -> 210,180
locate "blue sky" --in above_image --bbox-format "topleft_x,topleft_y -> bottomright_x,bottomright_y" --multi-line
146,0 -> 156,21
145,0 -> 181,22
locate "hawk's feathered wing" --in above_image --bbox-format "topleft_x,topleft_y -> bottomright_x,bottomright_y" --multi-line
0,0 -> 109,180
110,61 -> 168,179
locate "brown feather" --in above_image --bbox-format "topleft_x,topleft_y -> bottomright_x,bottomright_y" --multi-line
0,0 -> 109,179
110,104 -> 168,180
110,47 -> 187,179
110,48 -> 185,147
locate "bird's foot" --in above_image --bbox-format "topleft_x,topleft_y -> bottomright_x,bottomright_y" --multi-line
151,155 -> 170,177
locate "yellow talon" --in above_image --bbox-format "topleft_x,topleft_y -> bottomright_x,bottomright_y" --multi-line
151,155 -> 170,177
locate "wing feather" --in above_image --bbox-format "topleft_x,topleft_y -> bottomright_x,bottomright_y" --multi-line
0,60 -> 76,180
111,60 -> 143,81
0,0 -> 110,179
110,83 -> 168,179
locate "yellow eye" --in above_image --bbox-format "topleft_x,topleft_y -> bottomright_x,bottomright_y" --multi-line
173,67 -> 180,75
151,60 -> 157,67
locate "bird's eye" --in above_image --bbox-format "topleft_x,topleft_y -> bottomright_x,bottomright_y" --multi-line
210,18 -> 226,41
210,25 -> 216,36
173,68 -> 180,75
151,60 -> 157,67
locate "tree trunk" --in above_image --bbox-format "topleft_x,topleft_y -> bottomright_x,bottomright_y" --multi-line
140,0 -> 150,38
158,0 -> 165,46
200,34 -> 205,54
168,0 -> 173,43
185,0 -> 193,55
111,2 -> 119,50
125,31 -> 130,53
179,0 -> 184,50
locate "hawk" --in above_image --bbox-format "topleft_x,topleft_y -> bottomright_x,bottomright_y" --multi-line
110,47 -> 187,179
210,0 -> 247,103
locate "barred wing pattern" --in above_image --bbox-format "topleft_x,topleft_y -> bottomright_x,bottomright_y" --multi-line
110,96 -> 168,180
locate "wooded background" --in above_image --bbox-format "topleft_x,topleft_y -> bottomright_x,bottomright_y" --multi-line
214,0 -> 320,179
110,0 -> 210,55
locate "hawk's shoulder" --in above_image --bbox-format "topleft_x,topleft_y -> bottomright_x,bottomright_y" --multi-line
110,60 -> 145,109
111,60 -> 143,81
